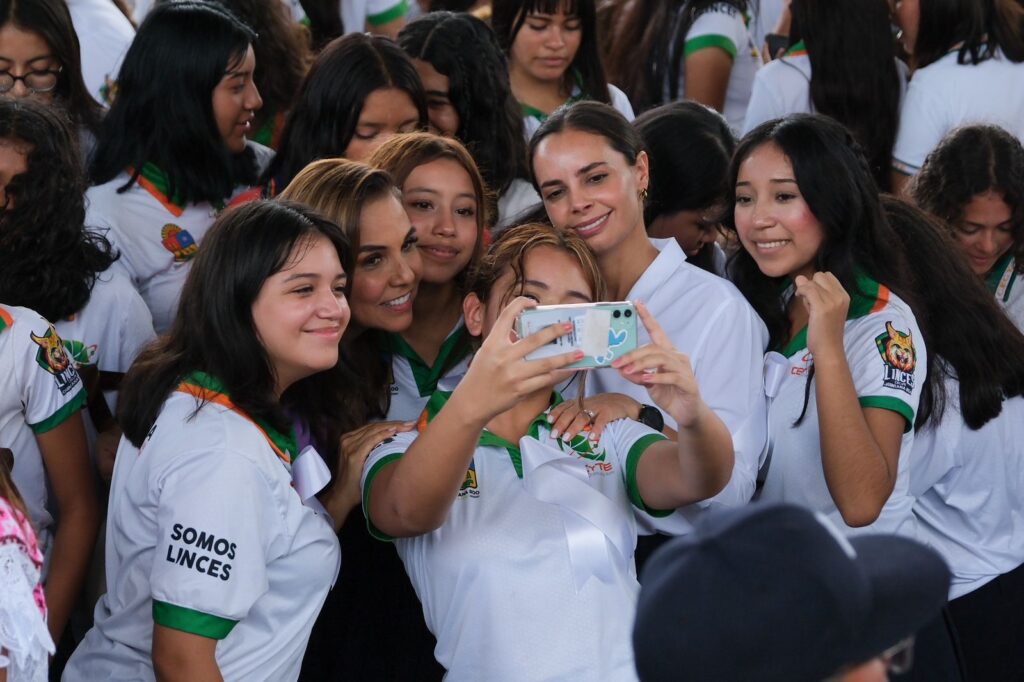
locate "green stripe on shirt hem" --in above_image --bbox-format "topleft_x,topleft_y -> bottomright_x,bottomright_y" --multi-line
684,34 -> 737,58
362,452 -> 403,541
29,389 -> 85,434
624,433 -> 674,517
858,396 -> 914,432
367,0 -> 407,25
152,600 -> 237,639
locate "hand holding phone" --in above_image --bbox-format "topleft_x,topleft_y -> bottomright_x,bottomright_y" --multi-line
516,302 -> 639,369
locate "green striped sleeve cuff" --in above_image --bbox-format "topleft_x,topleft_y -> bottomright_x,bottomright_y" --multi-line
684,34 -> 737,58
153,600 -> 237,640
367,0 -> 408,26
29,389 -> 86,434
362,453 -> 403,541
625,433 -> 674,517
859,396 -> 915,432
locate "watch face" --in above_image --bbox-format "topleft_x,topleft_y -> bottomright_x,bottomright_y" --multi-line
640,405 -> 664,431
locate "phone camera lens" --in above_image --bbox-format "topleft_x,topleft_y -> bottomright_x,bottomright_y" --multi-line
613,310 -> 621,318
624,309 -> 633,318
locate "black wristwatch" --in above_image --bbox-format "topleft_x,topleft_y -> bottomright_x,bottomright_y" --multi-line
637,404 -> 664,432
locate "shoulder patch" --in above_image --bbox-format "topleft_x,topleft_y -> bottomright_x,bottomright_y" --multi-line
31,324 -> 82,395
874,321 -> 916,394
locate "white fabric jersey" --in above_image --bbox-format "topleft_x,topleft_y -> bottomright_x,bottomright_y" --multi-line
362,391 -> 669,681
588,239 -> 769,535
987,254 -> 1024,332
522,84 -> 635,140
284,0 -> 409,32
55,271 -> 155,416
66,0 -> 135,106
747,0 -> 787,50
907,376 -> 1024,599
760,278 -> 923,535
385,324 -> 471,422
0,305 -> 86,560
667,2 -> 760,134
86,143 -> 273,333
495,178 -> 541,233
742,49 -> 909,134
893,49 -> 1024,175
65,379 -> 340,682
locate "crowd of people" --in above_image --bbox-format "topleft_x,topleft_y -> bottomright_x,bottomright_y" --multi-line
0,0 -> 1022,680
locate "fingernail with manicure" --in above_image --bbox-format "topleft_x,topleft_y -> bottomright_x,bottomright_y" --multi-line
550,429 -> 559,439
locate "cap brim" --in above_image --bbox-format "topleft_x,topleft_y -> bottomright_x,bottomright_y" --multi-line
842,534 -> 950,667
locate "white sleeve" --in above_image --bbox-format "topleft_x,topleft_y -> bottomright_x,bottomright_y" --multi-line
603,419 -> 670,515
608,84 -> 635,121
364,0 -> 408,26
846,311 -> 925,429
686,7 -> 742,59
114,279 -> 157,372
743,64 -> 789,134
687,296 -> 769,510
15,315 -> 86,435
150,449 -> 282,639
892,71 -> 949,176
360,430 -> 418,541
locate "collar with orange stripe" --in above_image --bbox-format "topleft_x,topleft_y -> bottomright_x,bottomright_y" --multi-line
176,371 -> 296,466
784,40 -> 807,58
0,306 -> 12,334
779,272 -> 891,357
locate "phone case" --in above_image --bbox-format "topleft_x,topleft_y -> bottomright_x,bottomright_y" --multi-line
516,302 -> 638,369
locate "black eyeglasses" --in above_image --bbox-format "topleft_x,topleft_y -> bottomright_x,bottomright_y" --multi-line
0,67 -> 62,94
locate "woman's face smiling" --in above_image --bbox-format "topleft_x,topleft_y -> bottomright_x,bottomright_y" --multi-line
509,5 -> 582,84
345,87 -> 421,161
251,234 -> 350,395
350,193 -> 422,332
733,142 -> 825,281
212,45 -> 262,154
402,157 -> 480,285
532,127 -> 649,258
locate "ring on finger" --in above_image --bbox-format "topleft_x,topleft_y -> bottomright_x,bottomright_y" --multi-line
583,409 -> 597,423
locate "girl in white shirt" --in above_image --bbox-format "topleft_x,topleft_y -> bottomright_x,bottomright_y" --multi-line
86,2 -> 270,333
910,124 -> 1024,331
492,0 -> 635,139
364,223 -> 735,679
66,200 -> 359,682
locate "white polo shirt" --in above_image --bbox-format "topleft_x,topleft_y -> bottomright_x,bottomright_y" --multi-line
759,277 -> 924,536
522,83 -> 635,140
742,43 -> 909,135
588,239 -> 769,536
986,253 -> 1024,332
65,372 -> 340,682
893,48 -> 1024,176
362,390 -> 669,681
666,2 -> 760,134
55,271 -> 156,416
0,305 -> 86,561
66,0 -> 135,106
384,323 -> 471,422
907,376 -> 1024,600
86,144 -> 273,333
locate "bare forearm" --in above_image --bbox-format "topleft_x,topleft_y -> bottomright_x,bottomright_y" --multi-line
153,627 -> 222,682
814,356 -> 895,526
44,499 -> 99,640
372,393 -> 488,535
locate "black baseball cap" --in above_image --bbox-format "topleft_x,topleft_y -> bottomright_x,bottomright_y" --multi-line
633,503 -> 951,681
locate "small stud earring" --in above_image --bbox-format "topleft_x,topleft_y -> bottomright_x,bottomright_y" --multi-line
638,188 -> 649,202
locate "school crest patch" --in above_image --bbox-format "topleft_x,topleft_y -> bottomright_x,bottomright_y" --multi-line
458,459 -> 479,498
161,223 -> 198,263
31,325 -> 81,395
875,321 -> 915,394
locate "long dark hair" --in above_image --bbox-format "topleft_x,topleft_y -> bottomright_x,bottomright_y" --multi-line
634,101 -> 733,273
89,1 -> 260,205
789,0 -> 901,190
914,0 -> 1024,69
0,98 -> 115,321
604,0 -> 747,112
218,0 -> 310,138
722,115 -> 914,352
399,11 -> 529,195
261,32 -> 428,189
492,0 -> 612,105
882,196 -> 1024,428
0,0 -> 103,135
118,200 -> 353,461
296,0 -> 343,50
910,125 -> 1024,275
